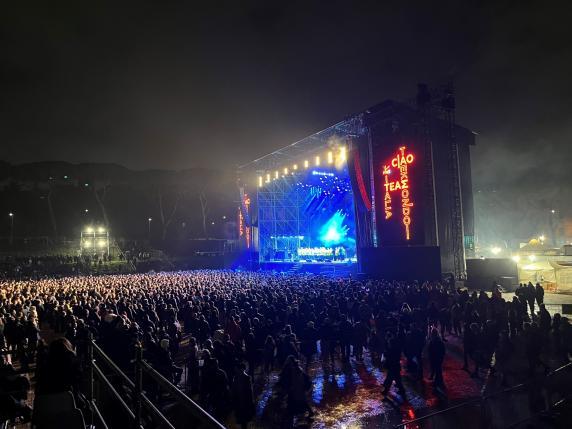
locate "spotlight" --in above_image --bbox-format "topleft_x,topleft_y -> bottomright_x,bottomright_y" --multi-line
274,171 -> 279,179
258,176 -> 263,187
339,146 -> 347,162
98,227 -> 105,233
539,235 -> 545,242
490,246 -> 501,255
97,239 -> 106,248
511,255 -> 520,263
528,254 -> 536,261
83,241 -> 92,248
293,164 -> 298,170
304,160 -> 309,168
315,156 -> 320,166
327,151 -> 333,164
85,227 -> 94,233
265,173 -> 271,183
283,167 -> 288,175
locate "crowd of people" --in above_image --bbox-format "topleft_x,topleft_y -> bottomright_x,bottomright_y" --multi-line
0,270 -> 570,427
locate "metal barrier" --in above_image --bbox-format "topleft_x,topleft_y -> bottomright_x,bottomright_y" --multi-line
394,362 -> 572,429
85,336 -> 225,429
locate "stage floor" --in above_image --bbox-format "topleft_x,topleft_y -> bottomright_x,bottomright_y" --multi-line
258,260 -> 358,276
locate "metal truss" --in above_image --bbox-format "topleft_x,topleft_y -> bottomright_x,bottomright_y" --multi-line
257,175 -> 308,261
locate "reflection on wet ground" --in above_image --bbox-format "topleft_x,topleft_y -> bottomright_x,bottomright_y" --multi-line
251,335 -> 485,428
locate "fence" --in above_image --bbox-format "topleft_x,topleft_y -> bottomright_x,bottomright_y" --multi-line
394,362 -> 572,429
85,337 -> 225,429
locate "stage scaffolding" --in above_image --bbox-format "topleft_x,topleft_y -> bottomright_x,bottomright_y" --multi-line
258,175 -> 303,261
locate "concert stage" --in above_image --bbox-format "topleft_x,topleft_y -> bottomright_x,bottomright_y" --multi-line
237,86 -> 475,280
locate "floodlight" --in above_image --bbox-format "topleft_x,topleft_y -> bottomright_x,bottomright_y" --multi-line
85,227 -> 94,233
98,227 -> 105,233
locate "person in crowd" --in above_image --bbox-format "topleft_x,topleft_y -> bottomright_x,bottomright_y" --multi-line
428,328 -> 446,390
382,337 -> 406,398
232,363 -> 256,429
535,283 -> 545,307
280,356 -> 314,419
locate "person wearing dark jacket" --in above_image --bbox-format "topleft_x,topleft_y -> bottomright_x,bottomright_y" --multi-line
428,328 -> 446,390
535,283 -> 544,307
382,337 -> 406,398
232,364 -> 255,429
526,283 -> 536,315
35,337 -> 82,395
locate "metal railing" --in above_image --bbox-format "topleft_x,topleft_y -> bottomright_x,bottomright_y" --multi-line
85,336 -> 225,429
394,361 -> 572,429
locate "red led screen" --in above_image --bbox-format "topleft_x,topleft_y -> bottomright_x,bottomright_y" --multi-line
374,140 -> 425,246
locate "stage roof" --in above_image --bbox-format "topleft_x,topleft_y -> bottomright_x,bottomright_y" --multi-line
238,114 -> 367,173
239,99 -> 476,175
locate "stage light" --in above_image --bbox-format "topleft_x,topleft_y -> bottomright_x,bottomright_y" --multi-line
319,210 -> 349,246
304,160 -> 309,168
339,146 -> 347,162
528,254 -> 536,261
83,241 -> 92,248
274,171 -> 279,179
258,176 -> 263,187
539,235 -> 545,242
327,151 -> 334,164
315,156 -> 320,166
293,164 -> 298,170
511,255 -> 520,263
85,227 -> 94,233
283,167 -> 288,175
98,227 -> 105,233
490,246 -> 501,255
97,239 -> 106,248
266,173 -> 270,183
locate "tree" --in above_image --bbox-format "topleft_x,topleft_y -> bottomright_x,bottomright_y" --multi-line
46,185 -> 58,237
199,188 -> 209,238
93,180 -> 111,229
157,187 -> 183,241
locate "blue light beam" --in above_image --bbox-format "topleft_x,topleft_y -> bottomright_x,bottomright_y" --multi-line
319,210 -> 349,246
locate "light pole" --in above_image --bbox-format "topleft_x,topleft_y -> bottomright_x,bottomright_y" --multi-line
148,218 -> 152,238
8,213 -> 14,246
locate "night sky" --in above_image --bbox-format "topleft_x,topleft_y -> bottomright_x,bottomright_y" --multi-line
2,1 -> 571,193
